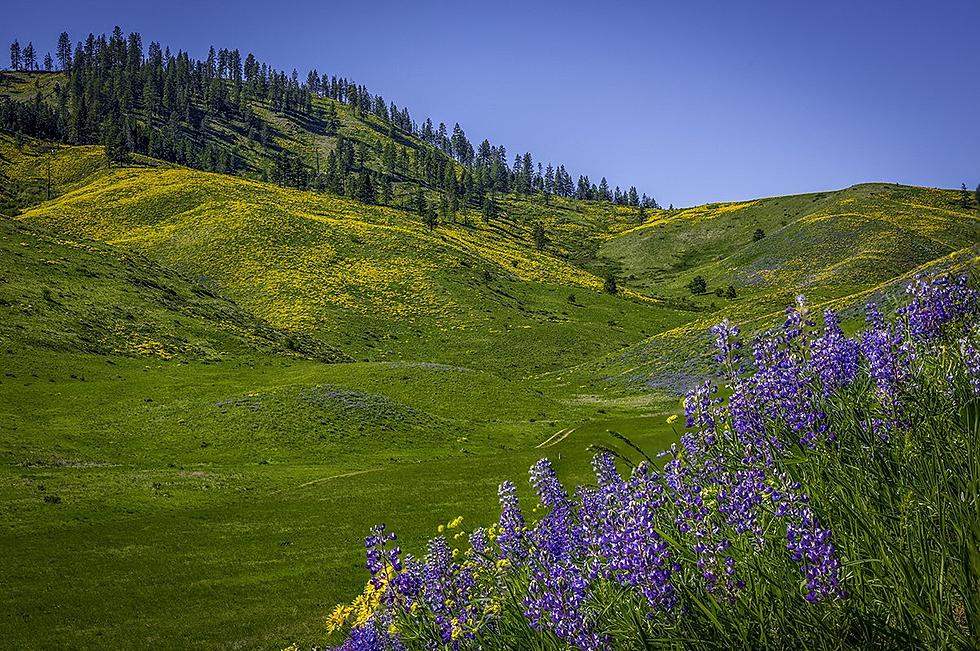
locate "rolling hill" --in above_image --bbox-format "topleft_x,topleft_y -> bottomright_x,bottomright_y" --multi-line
0,58 -> 978,648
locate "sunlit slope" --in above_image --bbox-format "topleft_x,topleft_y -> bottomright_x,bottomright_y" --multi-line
17,165 -> 689,374
0,217 -> 348,362
0,133 -> 129,215
602,183 -> 979,294
569,242 -> 979,398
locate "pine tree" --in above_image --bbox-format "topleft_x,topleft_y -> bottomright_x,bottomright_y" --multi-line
102,117 -> 128,167
961,183 -> 972,208
725,285 -> 737,299
379,175 -> 392,205
22,42 -> 36,71
10,40 -> 21,71
533,222 -> 546,250
325,102 -> 339,135
414,184 -> 426,217
604,274 -> 618,294
43,52 -> 53,71
424,203 -> 439,230
520,153 -> 533,194
355,172 -> 375,204
753,228 -> 766,242
975,184 -> 980,210
57,32 -> 72,70
598,177 -> 610,201
440,191 -> 452,223
627,186 -> 639,207
688,276 -> 707,295
482,193 -> 497,224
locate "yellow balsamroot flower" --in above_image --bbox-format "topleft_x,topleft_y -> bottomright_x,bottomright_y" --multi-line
328,573 -> 391,632
485,523 -> 501,541
667,414 -> 679,424
448,516 -> 464,529
496,558 -> 510,570
438,524 -> 445,533
327,604 -> 353,633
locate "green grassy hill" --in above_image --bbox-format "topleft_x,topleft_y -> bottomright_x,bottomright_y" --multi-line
1,113 -> 978,647
14,158 -> 691,377
574,185 -> 978,396
602,183 -> 978,296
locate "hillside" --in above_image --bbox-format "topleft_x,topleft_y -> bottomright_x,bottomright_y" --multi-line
0,216 -> 347,361
571,184 -> 979,395
1,56 -> 978,651
14,158 -> 691,376
602,183 -> 978,294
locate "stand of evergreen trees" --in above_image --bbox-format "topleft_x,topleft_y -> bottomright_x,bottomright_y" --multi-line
2,28 -> 659,214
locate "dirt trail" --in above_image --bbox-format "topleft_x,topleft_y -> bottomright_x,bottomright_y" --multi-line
270,468 -> 382,495
535,427 -> 577,449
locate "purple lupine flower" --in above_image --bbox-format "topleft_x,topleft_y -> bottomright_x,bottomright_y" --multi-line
684,381 -> 721,452
716,466 -> 768,541
783,294 -> 815,344
422,536 -> 453,612
391,553 -> 423,605
332,612 -> 405,651
711,318 -> 743,380
529,459 -> 575,560
365,524 -> 401,588
497,481 -> 528,563
900,274 -> 978,341
615,463 -> 678,611
861,303 -> 912,439
809,310 -> 860,397
749,327 -> 829,448
524,555 -> 608,651
768,472 -> 845,603
422,536 -> 478,647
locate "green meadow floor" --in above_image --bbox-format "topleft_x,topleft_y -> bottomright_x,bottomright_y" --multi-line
0,351 -> 678,649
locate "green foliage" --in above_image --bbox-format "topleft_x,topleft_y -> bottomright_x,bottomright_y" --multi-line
533,221 -> 546,250
688,275 -> 707,294
603,274 -> 618,294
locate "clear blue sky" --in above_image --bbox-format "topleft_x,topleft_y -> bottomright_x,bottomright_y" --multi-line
4,0 -> 978,206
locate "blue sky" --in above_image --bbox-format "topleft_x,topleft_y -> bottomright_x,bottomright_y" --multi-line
4,0 -> 978,206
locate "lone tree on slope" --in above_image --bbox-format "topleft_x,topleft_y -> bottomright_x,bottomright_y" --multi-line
102,119 -> 129,167
423,203 -> 439,230
604,274 -> 618,295
688,275 -> 707,295
532,222 -> 546,250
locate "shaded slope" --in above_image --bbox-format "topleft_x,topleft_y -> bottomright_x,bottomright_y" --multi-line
0,217 -> 348,362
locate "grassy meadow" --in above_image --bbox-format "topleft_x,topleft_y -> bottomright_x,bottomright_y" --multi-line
0,119 -> 977,649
